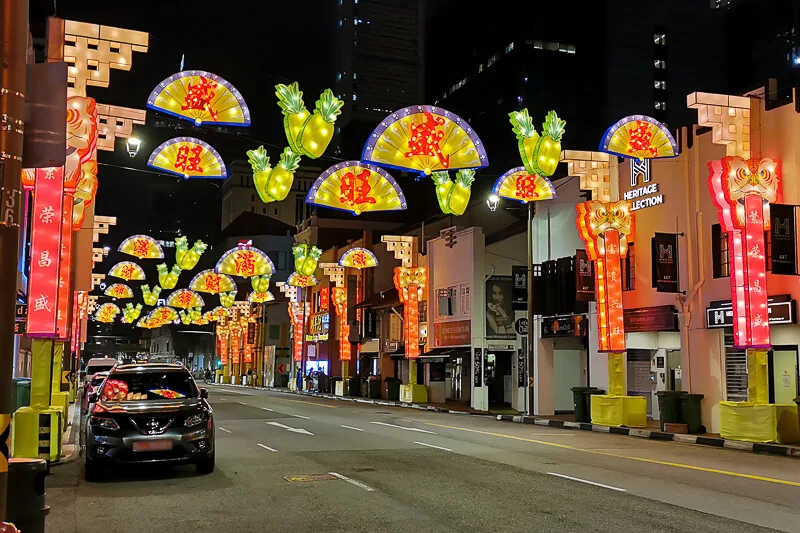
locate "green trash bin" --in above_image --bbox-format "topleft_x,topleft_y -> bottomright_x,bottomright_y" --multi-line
585,389 -> 606,423
385,377 -> 401,401
655,390 -> 684,431
12,378 -> 32,412
571,387 -> 596,423
680,393 -> 705,434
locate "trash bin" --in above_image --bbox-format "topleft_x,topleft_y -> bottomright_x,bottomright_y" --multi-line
385,377 -> 401,401
12,378 -> 31,412
571,387 -> 596,423
680,393 -> 705,434
655,390 -> 684,431
585,388 -> 606,423
347,377 -> 361,397
318,374 -> 330,393
368,378 -> 381,399
6,458 -> 50,533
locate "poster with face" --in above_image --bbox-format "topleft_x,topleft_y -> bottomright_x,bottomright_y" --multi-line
485,276 -> 515,340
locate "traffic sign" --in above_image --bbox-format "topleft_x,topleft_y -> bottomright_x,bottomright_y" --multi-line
277,363 -> 286,373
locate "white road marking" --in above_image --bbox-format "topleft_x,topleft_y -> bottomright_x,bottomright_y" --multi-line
329,472 -> 375,492
261,407 -> 274,412
213,388 -> 252,395
340,425 -> 364,432
547,472 -> 627,492
218,427 -> 232,434
414,441 -> 452,452
292,414 -> 310,419
257,443 -> 278,452
237,401 -> 247,405
267,421 -> 314,435
371,421 -> 435,434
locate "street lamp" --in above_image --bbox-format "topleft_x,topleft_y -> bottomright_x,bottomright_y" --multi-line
487,194 -> 499,212
126,137 -> 142,158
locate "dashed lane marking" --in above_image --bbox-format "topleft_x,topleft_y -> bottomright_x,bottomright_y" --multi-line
218,427 -> 232,434
547,472 -> 627,492
257,443 -> 278,452
329,472 -> 375,492
340,425 -> 364,432
284,399 -> 337,409
414,442 -> 453,452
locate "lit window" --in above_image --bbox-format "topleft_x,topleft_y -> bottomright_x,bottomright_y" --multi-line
338,19 -> 342,28
558,43 -> 568,52
533,40 -> 543,49
654,33 -> 666,45
478,64 -> 484,73
505,42 -> 515,54
567,44 -> 576,54
353,72 -> 357,79
655,80 -> 666,89
353,93 -> 357,101
655,101 -> 666,110
654,60 -> 666,69
337,72 -> 342,81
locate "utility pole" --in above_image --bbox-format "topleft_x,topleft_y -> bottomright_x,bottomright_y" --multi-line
527,201 -> 536,416
0,0 -> 30,519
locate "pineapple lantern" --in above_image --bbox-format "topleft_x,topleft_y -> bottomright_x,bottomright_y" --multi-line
122,303 -> 142,324
251,274 -> 271,294
276,82 -> 344,159
293,244 -> 322,276
432,169 -> 475,217
509,109 -> 566,177
175,237 -> 207,271
246,146 -> 301,203
219,290 -> 237,308
141,285 -> 161,306
157,263 -> 182,290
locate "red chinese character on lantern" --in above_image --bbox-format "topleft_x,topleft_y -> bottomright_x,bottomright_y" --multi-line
351,251 -> 367,268
182,76 -> 219,121
234,251 -> 256,276
160,308 -> 171,321
404,112 -> 450,168
205,275 -> 221,293
177,291 -> 193,307
174,145 -> 204,174
120,264 -> 135,280
627,121 -> 657,158
132,238 -> 150,257
340,169 -> 376,207
515,174 -> 539,200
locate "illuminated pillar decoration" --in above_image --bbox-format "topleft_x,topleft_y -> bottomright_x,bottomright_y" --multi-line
217,325 -> 229,367
562,151 -> 612,202
288,302 -> 309,363
331,287 -> 350,362
393,267 -> 427,359
687,93 -> 755,159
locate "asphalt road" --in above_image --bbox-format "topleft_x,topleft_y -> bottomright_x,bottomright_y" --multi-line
46,386 -> 800,533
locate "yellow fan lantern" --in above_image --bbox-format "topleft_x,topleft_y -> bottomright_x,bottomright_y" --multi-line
362,105 -> 488,176
216,243 -> 274,278
108,261 -> 146,282
248,291 -> 275,303
136,316 -> 159,329
599,115 -> 678,160
339,247 -> 379,270
118,235 -> 164,259
205,306 -> 230,321
276,82 -> 344,158
190,269 -> 236,294
287,271 -> 317,288
147,137 -> 227,179
147,70 -> 251,127
95,303 -> 120,323
104,283 -> 134,299
166,289 -> 205,310
307,161 -> 407,216
492,167 -> 557,204
147,306 -> 179,325
141,285 -> 162,306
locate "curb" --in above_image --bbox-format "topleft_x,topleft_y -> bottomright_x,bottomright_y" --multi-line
495,414 -> 800,459
52,402 -> 82,466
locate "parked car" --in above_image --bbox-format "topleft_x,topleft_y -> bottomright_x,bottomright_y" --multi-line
84,371 -> 109,412
83,357 -> 118,393
84,362 -> 214,481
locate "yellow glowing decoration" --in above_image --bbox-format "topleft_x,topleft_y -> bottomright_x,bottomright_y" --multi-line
104,283 -> 134,299
166,289 -> 205,310
432,169 -> 474,216
293,244 -> 321,276
192,316 -> 210,326
492,167 -> 557,204
393,266 -> 427,359
215,243 -> 274,278
248,291 -> 275,303
118,234 -> 164,259
251,274 -> 272,294
247,146 -> 301,203
121,303 -> 142,324
147,306 -> 179,325
205,306 -> 230,321
287,271 -> 318,288
307,161 -> 407,216
157,263 -> 182,290
147,137 -> 227,179
141,284 -> 161,306
219,291 -> 237,308
509,109 -> 565,177
179,310 -> 193,325
599,115 -> 678,160
190,269 -> 236,294
363,106 -> 488,176
147,70 -> 250,127
136,316 -> 161,329
108,261 -> 146,282
339,248 -> 379,270
276,82 -> 343,159
95,303 -> 120,323
175,237 -> 207,271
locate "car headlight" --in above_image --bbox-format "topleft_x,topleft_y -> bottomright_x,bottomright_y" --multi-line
185,412 -> 208,427
90,417 -> 119,431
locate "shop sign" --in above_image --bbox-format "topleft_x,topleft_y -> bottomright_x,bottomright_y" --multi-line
514,318 -> 528,336
541,315 -> 586,338
305,312 -> 330,341
473,347 -> 482,387
389,313 -> 403,342
624,305 -> 677,332
651,233 -> 680,293
706,295 -> 796,328
575,249 -> 594,301
770,204 -> 797,275
14,321 -> 26,335
362,309 -> 377,338
517,348 -> 526,387
485,275 -> 515,340
512,265 -> 528,310
433,319 -> 471,347
246,321 -> 256,345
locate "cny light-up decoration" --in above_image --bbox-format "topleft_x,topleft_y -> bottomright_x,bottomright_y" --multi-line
288,302 -> 308,362
393,267 -> 427,358
121,303 -> 142,324
509,109 -> 565,177
363,106 -> 488,176
193,316 -> 210,326
432,169 -> 475,216
175,237 -> 207,271
251,275 -> 271,294
190,270 -> 236,294
71,291 -> 88,356
166,289 -> 205,310
147,137 -> 227,179
179,308 -> 200,325
306,161 -> 407,216
104,283 -> 134,299
95,303 -> 120,323
216,243 -> 275,278
147,70 -> 251,127
709,156 -> 780,348
219,291 -> 237,308
118,234 -> 164,259
205,306 -> 230,322
287,272 -> 318,288
56,180 -> 74,340
492,166 -> 557,204
247,146 -> 301,203
108,261 -> 146,281
248,291 -> 274,303
217,325 -> 229,365
319,286 -> 329,311
599,115 -> 678,161
67,96 -> 99,231
293,244 -> 321,276
331,287 -> 350,361
141,284 -> 161,306
276,82 -> 343,158
230,324 -> 242,365
576,200 -> 634,352
146,306 -> 179,325
157,263 -> 182,289
339,247 -> 379,270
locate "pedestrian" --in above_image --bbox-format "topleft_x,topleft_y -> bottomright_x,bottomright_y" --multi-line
205,368 -> 211,383
247,367 -> 253,386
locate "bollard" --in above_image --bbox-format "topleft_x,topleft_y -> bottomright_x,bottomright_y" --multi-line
6,458 -> 50,533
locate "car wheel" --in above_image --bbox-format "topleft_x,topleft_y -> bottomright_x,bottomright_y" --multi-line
84,458 -> 103,482
196,453 -> 215,475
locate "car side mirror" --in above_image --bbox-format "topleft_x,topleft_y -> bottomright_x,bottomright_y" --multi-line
199,388 -> 209,399
88,393 -> 99,403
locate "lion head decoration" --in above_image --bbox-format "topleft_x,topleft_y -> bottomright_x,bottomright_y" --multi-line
393,266 -> 427,302
575,200 -> 634,260
709,156 -> 780,231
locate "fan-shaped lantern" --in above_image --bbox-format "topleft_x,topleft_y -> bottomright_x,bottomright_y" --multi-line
287,272 -> 317,288
216,243 -> 274,278
190,270 -> 236,295
492,167 -> 557,204
147,306 -> 179,325
108,261 -> 146,282
248,291 -> 275,303
147,137 -> 227,179
95,303 -> 120,323
147,70 -> 250,127
599,115 -> 678,160
166,289 -> 205,310
307,161 -> 406,216
118,235 -> 164,259
339,248 -> 379,269
104,283 -> 134,299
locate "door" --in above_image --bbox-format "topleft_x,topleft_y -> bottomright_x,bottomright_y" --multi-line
771,349 -> 798,404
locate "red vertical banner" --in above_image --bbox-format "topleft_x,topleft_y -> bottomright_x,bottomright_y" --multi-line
288,303 -> 308,362
70,291 -> 86,356
743,195 -> 769,347
603,231 -> 626,352
405,289 -> 420,358
56,195 -> 74,339
231,327 -> 241,364
27,167 -> 66,336
331,288 -> 350,361
244,344 -> 253,364
594,255 -> 609,352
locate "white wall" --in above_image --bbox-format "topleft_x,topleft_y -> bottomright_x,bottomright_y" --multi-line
554,349 -> 582,412
532,176 -> 586,264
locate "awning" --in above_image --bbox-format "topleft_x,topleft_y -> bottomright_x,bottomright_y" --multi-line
388,344 -> 406,358
355,288 -> 401,310
418,347 -> 469,361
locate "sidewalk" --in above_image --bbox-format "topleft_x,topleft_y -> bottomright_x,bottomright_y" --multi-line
211,382 -> 800,459
54,401 -> 81,465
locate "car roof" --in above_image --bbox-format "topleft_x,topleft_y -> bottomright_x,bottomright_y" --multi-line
111,363 -> 188,374
87,358 -> 116,365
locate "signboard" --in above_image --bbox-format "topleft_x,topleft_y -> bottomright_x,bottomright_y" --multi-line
517,348 -> 525,387
15,304 -> 27,319
485,275 -> 515,340
575,249 -> 594,301
541,315 -> 586,338
362,308 -> 377,338
651,233 -> 680,293
433,319 -> 471,347
514,318 -> 528,336
14,321 -> 27,335
319,286 -> 329,311
770,204 -> 797,275
624,305 -> 677,332
389,313 -> 403,342
246,321 -> 256,345
473,347 -> 482,387
706,295 -> 796,328
306,313 -> 330,342
56,192 -> 74,340
512,265 -> 527,310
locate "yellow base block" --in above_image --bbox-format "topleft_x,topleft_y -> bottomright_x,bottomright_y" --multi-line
400,384 -> 428,404
52,391 -> 69,426
590,395 -> 648,427
12,406 -> 62,461
719,402 -> 800,444
68,383 -> 77,404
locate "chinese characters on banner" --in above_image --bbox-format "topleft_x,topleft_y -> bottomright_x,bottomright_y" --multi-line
331,288 -> 350,361
56,191 -> 75,340
246,321 -> 256,345
288,302 -> 310,362
27,167 -> 66,336
230,327 -> 241,364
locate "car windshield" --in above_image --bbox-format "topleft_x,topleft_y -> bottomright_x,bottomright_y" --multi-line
101,371 -> 197,402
